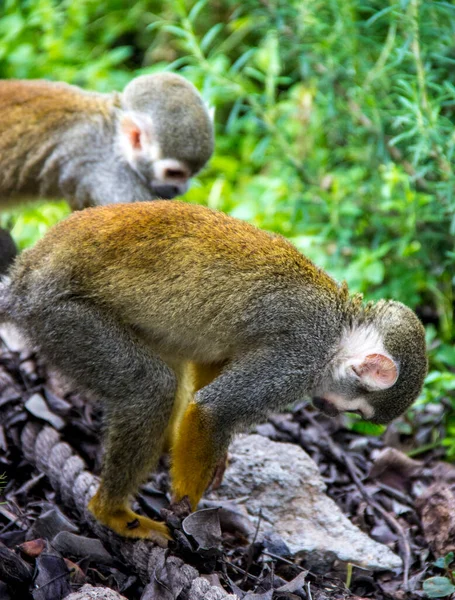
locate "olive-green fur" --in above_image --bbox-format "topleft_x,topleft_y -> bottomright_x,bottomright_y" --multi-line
0,201 -> 427,538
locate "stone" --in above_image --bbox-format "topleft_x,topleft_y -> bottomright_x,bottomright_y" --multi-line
64,584 -> 127,599
207,434 -> 402,571
188,577 -> 238,600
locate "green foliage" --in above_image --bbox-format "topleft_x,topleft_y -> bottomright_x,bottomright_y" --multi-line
0,202 -> 70,250
424,554 -> 455,598
1,0 -> 455,449
423,577 -> 455,599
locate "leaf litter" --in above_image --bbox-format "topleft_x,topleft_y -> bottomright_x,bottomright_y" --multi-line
0,332 -> 454,599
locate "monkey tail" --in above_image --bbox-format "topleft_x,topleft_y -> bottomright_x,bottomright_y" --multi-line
0,228 -> 18,277
0,228 -> 18,323
0,277 -> 12,323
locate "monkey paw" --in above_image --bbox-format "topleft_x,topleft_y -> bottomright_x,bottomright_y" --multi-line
88,495 -> 170,546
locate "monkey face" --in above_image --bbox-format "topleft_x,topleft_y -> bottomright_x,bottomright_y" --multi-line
312,301 -> 427,425
150,158 -> 190,199
119,115 -> 200,200
118,73 -> 214,201
311,390 -> 375,421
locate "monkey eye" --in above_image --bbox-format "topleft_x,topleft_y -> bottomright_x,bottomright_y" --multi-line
164,168 -> 187,180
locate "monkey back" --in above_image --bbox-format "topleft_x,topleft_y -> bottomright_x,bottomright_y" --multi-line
9,201 -> 348,362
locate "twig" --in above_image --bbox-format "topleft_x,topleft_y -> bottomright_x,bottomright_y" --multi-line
0,504 -> 30,530
262,551 -> 349,592
376,482 -> 414,506
345,562 -> 353,589
35,571 -> 70,591
220,559 -> 262,583
306,581 -> 313,600
262,551 -> 306,572
241,508 -> 263,585
7,472 -> 45,501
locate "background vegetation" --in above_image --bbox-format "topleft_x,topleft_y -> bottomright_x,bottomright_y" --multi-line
1,0 -> 454,452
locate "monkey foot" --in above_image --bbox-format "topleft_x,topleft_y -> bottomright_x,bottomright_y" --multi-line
88,496 -> 170,545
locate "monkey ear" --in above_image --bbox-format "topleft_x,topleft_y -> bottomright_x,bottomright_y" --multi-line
120,114 -> 145,152
119,112 -> 157,166
351,353 -> 398,391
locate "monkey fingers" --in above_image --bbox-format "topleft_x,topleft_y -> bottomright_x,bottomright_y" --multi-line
210,453 -> 228,491
88,492 -> 170,545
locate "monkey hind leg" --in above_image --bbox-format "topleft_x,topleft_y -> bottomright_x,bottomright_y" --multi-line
170,362 -> 225,509
163,361 -> 226,453
88,345 -> 177,542
89,389 -> 175,544
18,295 -> 177,542
162,361 -> 193,453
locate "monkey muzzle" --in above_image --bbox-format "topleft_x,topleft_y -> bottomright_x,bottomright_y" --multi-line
152,182 -> 189,200
312,397 -> 341,417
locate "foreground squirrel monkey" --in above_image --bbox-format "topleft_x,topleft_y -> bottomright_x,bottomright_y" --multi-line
0,74 -> 213,210
0,202 -> 427,544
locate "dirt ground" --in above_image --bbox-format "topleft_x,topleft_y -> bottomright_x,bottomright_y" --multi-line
0,332 -> 454,600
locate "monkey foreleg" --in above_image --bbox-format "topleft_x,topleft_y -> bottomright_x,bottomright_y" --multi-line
171,350 -> 303,508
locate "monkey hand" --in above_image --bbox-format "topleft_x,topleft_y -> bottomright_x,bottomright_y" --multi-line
209,453 -> 228,491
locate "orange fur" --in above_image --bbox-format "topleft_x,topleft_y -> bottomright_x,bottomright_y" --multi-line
163,361 -> 225,452
171,401 -> 218,509
15,201 -> 340,362
190,362 -> 226,392
0,80 -> 114,204
9,202 -> 358,537
88,489 -> 170,544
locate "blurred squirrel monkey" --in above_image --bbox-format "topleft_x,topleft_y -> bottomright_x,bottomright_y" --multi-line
0,202 -> 427,544
0,74 -> 213,210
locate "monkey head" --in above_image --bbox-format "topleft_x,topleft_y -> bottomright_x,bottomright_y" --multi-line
118,73 -> 214,199
313,300 -> 428,424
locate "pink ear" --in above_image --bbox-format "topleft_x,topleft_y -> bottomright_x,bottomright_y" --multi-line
121,115 -> 142,151
352,354 -> 398,390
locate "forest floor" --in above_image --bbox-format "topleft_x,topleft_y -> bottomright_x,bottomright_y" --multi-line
0,331 -> 454,600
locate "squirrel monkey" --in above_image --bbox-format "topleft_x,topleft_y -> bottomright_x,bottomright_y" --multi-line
0,74 -> 214,210
0,202 -> 427,544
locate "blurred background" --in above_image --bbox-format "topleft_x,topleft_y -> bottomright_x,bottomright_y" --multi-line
1,0 -> 454,453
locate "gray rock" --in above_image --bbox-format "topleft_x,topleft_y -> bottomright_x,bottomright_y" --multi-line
64,584 -> 127,599
188,577 -> 239,600
207,434 -> 401,571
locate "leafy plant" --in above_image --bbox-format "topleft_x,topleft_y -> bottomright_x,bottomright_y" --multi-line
424,553 -> 455,598
1,0 -> 455,451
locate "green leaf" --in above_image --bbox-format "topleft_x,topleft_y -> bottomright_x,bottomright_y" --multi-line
434,557 -> 446,569
433,552 -> 455,569
201,23 -> 223,53
189,0 -> 207,23
423,577 -> 455,598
